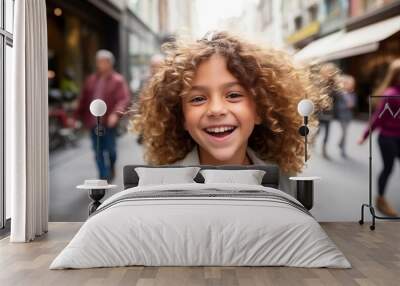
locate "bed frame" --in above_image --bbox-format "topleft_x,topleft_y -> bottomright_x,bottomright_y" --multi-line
123,165 -> 315,210
123,165 -> 280,189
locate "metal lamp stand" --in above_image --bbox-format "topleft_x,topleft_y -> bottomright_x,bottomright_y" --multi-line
291,115 -> 318,211
300,116 -> 309,163
95,116 -> 105,162
88,116 -> 106,214
359,95 -> 400,230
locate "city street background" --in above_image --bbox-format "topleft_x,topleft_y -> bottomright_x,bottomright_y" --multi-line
3,0 -> 400,224
43,0 -> 400,223
49,119 -> 399,222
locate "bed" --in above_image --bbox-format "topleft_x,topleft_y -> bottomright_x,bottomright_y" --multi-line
50,165 -> 350,269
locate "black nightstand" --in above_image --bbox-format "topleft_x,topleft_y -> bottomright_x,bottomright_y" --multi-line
77,180 -> 117,215
289,176 -> 320,210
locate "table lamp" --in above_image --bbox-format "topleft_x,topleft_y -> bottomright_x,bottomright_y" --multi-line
291,98 -> 319,211
297,99 -> 314,163
77,99 -> 114,216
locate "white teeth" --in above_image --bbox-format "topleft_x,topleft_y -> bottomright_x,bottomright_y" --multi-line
205,126 -> 235,133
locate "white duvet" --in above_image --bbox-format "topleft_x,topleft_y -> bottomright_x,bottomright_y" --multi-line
50,183 -> 351,269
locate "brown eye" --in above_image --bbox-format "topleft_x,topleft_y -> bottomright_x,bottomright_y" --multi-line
189,96 -> 206,104
227,92 -> 243,99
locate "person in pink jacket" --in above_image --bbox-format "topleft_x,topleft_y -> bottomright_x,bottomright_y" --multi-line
358,59 -> 400,217
75,50 -> 130,181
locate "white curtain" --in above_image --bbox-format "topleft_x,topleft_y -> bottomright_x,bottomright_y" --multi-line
7,0 -> 48,242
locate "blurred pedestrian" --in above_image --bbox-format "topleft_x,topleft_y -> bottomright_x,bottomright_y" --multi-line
318,63 -> 341,159
149,54 -> 164,75
74,50 -> 130,181
358,59 -> 400,217
336,75 -> 357,158
138,54 -> 165,94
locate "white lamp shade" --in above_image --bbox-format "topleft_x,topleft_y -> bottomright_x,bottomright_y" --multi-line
90,99 -> 107,117
297,99 -> 314,116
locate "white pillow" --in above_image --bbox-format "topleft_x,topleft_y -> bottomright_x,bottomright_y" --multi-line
135,167 -> 201,186
200,169 -> 266,185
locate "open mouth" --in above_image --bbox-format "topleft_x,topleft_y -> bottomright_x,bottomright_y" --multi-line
203,126 -> 237,138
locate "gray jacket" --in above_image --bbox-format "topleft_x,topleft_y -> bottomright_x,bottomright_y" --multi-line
173,146 -> 296,199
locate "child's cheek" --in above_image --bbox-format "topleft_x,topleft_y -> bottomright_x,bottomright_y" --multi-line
182,106 -> 201,131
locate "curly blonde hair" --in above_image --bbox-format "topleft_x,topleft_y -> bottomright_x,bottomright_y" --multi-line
131,31 -> 330,173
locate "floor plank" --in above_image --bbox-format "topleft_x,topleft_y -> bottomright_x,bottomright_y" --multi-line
0,222 -> 399,286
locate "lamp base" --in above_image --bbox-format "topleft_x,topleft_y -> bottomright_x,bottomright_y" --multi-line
88,189 -> 105,215
296,181 -> 313,210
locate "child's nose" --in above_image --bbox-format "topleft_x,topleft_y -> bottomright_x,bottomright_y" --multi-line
207,97 -> 228,116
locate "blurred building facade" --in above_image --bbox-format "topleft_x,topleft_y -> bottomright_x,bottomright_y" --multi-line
45,0 -> 194,153
286,0 -> 400,113
124,0 -> 161,93
281,0 -> 352,49
283,0 -> 324,49
46,0 -> 194,97
159,0 -> 195,38
214,0 -> 284,48
253,0 -> 285,48
218,1 -> 259,40
47,0 -> 121,92
344,0 -> 400,112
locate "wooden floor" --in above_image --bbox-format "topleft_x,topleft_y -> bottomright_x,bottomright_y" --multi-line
0,222 -> 399,286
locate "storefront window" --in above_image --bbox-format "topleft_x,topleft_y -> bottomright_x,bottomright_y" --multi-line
325,0 -> 341,19
308,5 -> 318,22
295,16 -> 303,30
129,34 -> 139,55
128,0 -> 140,13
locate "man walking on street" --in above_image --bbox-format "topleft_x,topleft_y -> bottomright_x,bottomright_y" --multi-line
75,50 -> 130,181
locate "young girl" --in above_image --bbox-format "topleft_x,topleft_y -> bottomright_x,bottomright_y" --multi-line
358,59 -> 400,217
131,31 -> 330,197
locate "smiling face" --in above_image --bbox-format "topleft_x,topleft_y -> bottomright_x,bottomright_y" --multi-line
182,54 -> 261,165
